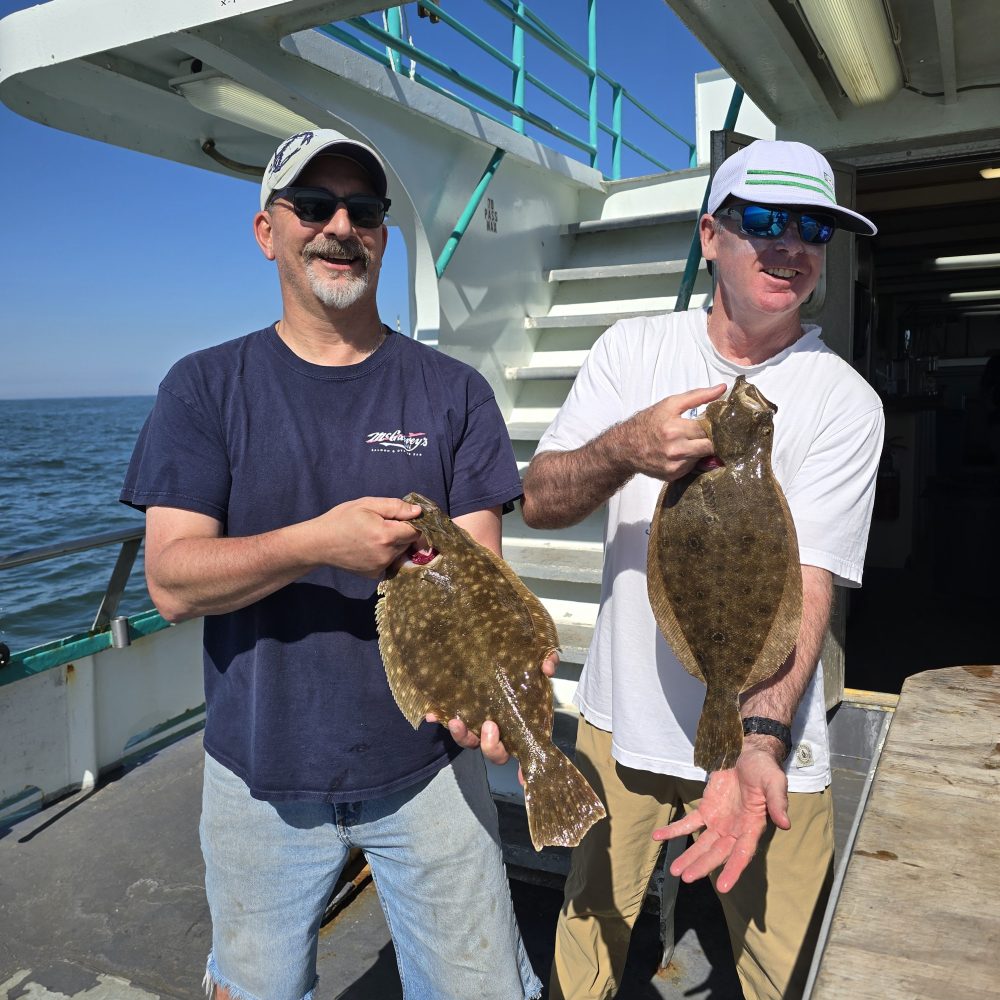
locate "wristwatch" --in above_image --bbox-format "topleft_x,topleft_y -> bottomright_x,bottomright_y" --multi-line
742,716 -> 792,762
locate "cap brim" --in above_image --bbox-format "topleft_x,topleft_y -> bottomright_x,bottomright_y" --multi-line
830,206 -> 877,236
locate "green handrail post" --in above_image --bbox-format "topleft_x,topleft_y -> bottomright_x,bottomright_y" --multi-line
435,147 -> 507,278
587,0 -> 598,170
611,83 -> 623,180
675,84 -> 745,312
385,7 -> 403,72
511,1 -> 526,134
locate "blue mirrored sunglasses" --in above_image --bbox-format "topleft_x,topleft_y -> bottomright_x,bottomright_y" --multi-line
720,203 -> 837,245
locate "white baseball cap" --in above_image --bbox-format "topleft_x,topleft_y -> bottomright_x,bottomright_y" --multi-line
260,129 -> 388,210
707,139 -> 876,236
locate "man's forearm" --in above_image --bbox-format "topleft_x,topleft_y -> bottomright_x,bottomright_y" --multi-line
740,565 -> 833,756
149,524 -> 318,622
521,422 -> 635,529
146,497 -> 422,622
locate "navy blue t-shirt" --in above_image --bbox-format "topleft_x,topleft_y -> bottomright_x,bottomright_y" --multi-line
121,326 -> 523,802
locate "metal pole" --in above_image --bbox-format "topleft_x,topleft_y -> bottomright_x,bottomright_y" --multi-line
511,0 -> 526,133
587,0 -> 598,169
385,6 -> 403,72
435,147 -> 507,278
674,84 -> 744,312
611,84 -> 623,180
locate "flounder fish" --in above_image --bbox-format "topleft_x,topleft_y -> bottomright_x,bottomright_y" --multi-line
647,376 -> 802,771
376,493 -> 606,850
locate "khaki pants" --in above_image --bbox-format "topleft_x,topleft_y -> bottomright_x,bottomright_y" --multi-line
550,719 -> 833,1000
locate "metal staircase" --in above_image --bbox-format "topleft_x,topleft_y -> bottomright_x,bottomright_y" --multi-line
499,168 -> 714,709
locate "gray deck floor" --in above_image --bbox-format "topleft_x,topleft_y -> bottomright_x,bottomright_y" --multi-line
0,729 -> 869,999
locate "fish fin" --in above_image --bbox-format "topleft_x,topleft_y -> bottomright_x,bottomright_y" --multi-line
375,589 -> 433,728
646,480 -> 705,683
744,489 -> 803,691
693,684 -> 744,772
523,747 -> 607,851
469,532 -> 561,653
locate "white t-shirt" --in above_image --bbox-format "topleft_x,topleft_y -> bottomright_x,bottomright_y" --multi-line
536,309 -> 884,791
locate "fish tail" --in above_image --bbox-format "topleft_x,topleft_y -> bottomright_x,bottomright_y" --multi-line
693,687 -> 744,772
523,747 -> 607,852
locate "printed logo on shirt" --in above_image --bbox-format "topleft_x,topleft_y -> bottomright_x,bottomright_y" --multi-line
366,429 -> 429,455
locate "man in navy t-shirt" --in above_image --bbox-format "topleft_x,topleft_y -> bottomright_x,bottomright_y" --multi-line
122,129 -> 543,1000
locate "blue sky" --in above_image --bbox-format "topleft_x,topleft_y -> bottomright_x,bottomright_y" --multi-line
0,1 -> 717,399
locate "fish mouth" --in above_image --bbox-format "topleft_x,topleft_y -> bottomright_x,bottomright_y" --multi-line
409,544 -> 440,566
696,456 -> 725,471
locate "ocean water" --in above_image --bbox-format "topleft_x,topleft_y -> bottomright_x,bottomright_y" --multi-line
0,396 -> 156,654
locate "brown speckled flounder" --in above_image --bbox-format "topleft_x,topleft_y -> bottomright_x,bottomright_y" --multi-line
376,493 -> 606,850
647,376 -> 802,772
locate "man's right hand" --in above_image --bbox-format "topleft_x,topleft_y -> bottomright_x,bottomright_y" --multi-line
626,384 -> 726,481
309,497 -> 422,578
522,383 -> 728,530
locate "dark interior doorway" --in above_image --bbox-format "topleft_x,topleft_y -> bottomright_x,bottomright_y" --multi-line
845,155 -> 1000,693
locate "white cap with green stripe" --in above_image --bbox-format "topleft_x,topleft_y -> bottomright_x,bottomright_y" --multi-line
707,140 -> 876,236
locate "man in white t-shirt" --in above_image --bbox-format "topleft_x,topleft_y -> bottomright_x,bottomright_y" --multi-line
520,140 -> 884,1000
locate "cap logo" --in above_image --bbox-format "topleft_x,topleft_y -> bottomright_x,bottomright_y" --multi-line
269,130 -> 315,177
745,167 -> 836,204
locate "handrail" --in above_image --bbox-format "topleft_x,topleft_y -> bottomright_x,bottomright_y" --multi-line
0,526 -> 143,571
0,526 -> 151,660
325,2 -> 696,179
319,22 -> 594,155
435,147 -> 507,278
674,85 -> 745,312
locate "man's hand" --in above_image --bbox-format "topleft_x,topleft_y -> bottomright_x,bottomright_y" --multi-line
428,651 -> 560,783
650,747 -> 790,893
627,384 -> 727,481
309,497 -> 422,578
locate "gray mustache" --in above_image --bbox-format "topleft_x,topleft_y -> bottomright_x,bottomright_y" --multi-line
303,237 -> 371,269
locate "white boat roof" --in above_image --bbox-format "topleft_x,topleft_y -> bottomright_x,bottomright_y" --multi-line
1,0 -> 999,183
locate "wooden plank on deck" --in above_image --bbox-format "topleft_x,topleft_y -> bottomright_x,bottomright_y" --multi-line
811,664 -> 1000,999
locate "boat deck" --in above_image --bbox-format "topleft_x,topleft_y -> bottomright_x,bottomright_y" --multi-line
0,732 -> 742,998
2,666 -> 995,1000
0,705 -> 885,1000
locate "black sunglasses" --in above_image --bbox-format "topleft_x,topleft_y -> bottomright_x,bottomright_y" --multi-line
719,203 -> 837,245
270,186 -> 391,228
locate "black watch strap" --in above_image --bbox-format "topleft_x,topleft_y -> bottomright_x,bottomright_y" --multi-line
742,716 -> 792,761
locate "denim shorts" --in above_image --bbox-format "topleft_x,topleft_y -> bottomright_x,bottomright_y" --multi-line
200,749 -> 541,1000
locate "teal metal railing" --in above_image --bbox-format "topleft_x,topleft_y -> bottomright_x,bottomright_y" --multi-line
435,146 -> 507,277
319,1 -> 696,180
0,528 -> 170,687
675,84 -> 745,312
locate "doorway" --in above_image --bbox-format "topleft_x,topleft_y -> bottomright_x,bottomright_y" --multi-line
845,155 -> 1000,693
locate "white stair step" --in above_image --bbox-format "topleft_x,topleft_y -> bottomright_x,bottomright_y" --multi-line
561,209 -> 698,236
524,308 -> 665,330
545,259 -> 689,282
506,349 -> 589,382
507,420 -> 553,441
536,598 -> 596,667
553,620 -> 595,666
506,364 -> 580,381
504,540 -> 604,585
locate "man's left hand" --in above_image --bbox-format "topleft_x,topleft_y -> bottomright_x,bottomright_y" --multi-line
650,747 -> 790,893
427,651 -> 560,784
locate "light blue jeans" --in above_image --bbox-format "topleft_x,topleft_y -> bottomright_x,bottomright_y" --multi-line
200,750 -> 541,1000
